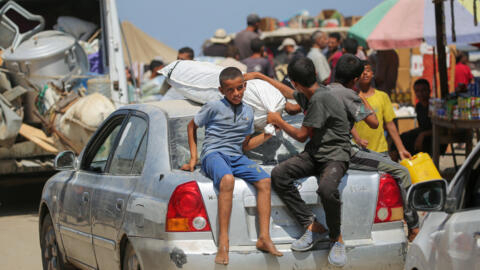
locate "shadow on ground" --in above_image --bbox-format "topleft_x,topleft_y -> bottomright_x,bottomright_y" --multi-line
0,180 -> 48,217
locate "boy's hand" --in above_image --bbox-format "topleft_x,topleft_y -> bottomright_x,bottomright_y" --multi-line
355,137 -> 369,148
399,149 -> 412,160
244,72 -> 263,81
267,111 -> 282,125
180,158 -> 197,172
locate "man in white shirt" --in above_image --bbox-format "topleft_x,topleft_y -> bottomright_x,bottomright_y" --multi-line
307,31 -> 331,84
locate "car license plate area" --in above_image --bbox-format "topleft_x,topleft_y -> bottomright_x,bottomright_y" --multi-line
244,193 -> 327,243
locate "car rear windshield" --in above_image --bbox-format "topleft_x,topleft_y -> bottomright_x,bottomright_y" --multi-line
168,114 -> 306,170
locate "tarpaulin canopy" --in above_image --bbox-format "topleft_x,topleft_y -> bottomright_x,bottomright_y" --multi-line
121,21 -> 177,65
348,0 -> 480,50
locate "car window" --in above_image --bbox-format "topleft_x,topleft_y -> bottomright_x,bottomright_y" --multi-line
168,117 -> 205,170
131,133 -> 147,175
168,114 -> 306,170
109,116 -> 148,175
245,114 -> 306,165
453,149 -> 480,210
462,152 -> 480,209
86,120 -> 124,173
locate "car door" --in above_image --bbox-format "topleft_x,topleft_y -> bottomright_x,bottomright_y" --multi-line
58,111 -> 128,268
90,111 -> 148,270
433,151 -> 480,270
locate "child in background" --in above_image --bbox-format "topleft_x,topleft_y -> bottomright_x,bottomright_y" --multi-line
401,79 -> 435,155
350,61 -> 420,241
352,61 -> 411,160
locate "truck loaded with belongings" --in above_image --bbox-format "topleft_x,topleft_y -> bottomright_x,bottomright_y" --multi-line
0,0 -> 128,178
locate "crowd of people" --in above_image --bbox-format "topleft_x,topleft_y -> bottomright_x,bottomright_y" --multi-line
126,13 -> 462,267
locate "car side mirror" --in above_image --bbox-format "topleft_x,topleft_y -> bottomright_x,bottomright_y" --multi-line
54,150 -> 78,171
407,179 -> 447,212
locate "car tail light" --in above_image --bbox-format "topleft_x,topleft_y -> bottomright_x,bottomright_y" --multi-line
166,181 -> 211,232
374,173 -> 404,223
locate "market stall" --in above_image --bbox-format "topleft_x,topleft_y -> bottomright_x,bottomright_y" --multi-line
430,95 -> 479,167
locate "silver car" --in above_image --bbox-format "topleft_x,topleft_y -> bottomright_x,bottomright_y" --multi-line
39,100 -> 407,270
405,143 -> 480,270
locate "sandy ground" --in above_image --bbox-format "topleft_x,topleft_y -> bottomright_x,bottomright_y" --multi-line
0,152 -> 468,270
0,202 -> 42,270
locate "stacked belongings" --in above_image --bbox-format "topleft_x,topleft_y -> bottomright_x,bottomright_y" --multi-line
0,1 -> 115,175
159,60 -> 287,135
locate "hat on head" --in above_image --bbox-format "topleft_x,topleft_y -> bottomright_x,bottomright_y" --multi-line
278,38 -> 297,51
247,13 -> 261,25
210,28 -> 231,44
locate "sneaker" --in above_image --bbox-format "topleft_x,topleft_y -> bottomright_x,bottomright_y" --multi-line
291,229 -> 328,251
328,242 -> 347,267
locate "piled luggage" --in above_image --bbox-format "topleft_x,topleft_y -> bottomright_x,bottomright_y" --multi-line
0,1 -> 114,175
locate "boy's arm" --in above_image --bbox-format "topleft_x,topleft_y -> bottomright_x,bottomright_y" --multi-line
242,133 -> 273,151
284,102 -> 302,115
351,127 -> 368,148
385,121 -> 411,160
268,112 -> 311,142
359,95 -> 379,129
244,72 -> 295,99
180,119 -> 199,172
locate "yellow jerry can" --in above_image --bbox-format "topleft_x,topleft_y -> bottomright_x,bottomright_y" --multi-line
400,152 -> 442,184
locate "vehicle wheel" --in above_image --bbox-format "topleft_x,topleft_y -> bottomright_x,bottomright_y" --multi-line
40,213 -> 72,270
123,242 -> 141,270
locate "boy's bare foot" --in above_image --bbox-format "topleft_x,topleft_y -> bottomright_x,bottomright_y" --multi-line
408,228 -> 419,242
256,237 -> 283,257
215,245 -> 229,265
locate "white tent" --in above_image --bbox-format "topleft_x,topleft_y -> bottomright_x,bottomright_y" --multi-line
121,21 -> 177,65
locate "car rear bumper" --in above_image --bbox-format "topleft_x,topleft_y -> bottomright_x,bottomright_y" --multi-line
130,223 -> 407,270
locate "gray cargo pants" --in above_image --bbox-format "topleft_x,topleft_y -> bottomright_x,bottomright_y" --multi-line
349,147 -> 419,229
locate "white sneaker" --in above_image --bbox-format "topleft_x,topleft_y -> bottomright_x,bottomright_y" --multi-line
328,242 -> 347,267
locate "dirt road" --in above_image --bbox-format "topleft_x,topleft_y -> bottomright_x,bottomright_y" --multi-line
0,183 -> 43,270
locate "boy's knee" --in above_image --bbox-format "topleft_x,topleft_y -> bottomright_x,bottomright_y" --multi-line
317,181 -> 339,201
220,174 -> 235,192
255,178 -> 271,191
258,177 -> 271,185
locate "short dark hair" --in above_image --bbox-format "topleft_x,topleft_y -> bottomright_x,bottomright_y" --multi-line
149,60 -> 164,71
247,13 -> 261,26
250,38 -> 264,53
334,54 -> 364,85
456,51 -> 468,63
287,57 -> 316,87
329,32 -> 341,41
226,45 -> 240,58
219,67 -> 243,87
178,47 -> 194,59
342,38 -> 358,54
414,78 -> 430,90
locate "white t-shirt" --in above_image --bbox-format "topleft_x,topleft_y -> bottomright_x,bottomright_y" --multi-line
307,47 -> 331,83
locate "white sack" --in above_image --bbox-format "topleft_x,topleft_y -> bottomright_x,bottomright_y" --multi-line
159,60 -> 222,104
242,79 -> 285,134
57,93 -> 115,150
159,60 -> 286,134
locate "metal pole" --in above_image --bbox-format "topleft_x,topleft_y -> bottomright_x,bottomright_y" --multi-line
434,0 -> 449,98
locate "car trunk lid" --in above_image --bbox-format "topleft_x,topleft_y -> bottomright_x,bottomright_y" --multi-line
197,167 -> 379,247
